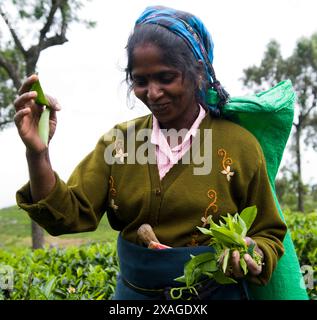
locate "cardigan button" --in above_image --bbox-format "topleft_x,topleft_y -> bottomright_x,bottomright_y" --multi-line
155,188 -> 161,196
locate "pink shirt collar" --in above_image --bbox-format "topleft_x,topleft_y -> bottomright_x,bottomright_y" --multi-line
151,104 -> 206,148
150,105 -> 207,180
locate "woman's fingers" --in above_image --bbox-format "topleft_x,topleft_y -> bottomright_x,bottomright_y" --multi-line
230,244 -> 263,278
46,94 -> 61,111
18,74 -> 38,95
244,254 -> 262,276
14,91 -> 37,111
14,108 -> 31,126
231,250 -> 244,278
46,95 -> 60,134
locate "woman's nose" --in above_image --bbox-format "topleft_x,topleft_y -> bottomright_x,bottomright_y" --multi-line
147,82 -> 163,101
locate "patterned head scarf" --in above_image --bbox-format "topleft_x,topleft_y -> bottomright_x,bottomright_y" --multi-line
135,5 -> 229,115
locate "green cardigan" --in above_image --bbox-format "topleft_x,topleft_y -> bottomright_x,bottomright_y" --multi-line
16,112 -> 286,285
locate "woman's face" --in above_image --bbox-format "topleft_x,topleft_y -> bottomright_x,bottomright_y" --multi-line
131,43 -> 199,130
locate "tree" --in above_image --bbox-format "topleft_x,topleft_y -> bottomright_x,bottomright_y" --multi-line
0,0 -> 95,249
275,166 -> 310,211
242,34 -> 317,212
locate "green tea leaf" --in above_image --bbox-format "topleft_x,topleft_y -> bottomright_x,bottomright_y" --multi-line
76,267 -> 83,277
196,226 -> 212,235
199,259 -> 218,273
202,271 -> 215,278
174,275 -> 186,283
240,257 -> 248,275
209,229 -> 237,247
210,227 -> 245,247
213,270 -> 237,284
30,80 -> 51,146
184,252 -> 215,286
223,214 -> 234,231
237,215 -> 247,238
96,293 -> 105,300
222,248 -> 230,273
38,107 -> 50,146
42,276 -> 57,299
31,80 -> 50,106
240,206 -> 257,231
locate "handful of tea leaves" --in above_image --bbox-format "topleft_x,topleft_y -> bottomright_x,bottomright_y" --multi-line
30,80 -> 50,146
170,206 -> 262,299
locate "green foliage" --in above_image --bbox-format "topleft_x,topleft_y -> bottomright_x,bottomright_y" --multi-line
284,210 -> 317,299
0,242 -> 119,300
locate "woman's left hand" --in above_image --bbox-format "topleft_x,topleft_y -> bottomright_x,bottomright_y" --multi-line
231,237 -> 264,278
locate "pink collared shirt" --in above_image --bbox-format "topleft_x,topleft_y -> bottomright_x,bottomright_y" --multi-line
151,105 -> 207,180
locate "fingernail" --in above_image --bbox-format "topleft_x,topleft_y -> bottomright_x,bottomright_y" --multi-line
29,91 -> 37,98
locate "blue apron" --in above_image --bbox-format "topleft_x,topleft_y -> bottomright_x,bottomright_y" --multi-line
113,234 -> 249,300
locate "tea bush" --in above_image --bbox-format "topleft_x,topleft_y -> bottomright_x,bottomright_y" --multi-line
284,210 -> 317,299
0,242 -> 119,300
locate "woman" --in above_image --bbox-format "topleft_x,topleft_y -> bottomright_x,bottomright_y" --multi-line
14,6 -> 287,300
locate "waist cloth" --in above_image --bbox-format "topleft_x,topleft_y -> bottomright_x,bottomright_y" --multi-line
113,234 -> 249,300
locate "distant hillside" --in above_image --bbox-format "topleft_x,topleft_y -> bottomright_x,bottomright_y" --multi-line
0,206 -> 118,249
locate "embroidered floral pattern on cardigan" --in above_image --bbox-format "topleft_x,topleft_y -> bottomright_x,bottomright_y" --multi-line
218,148 -> 235,181
108,176 -> 118,211
201,189 -> 218,227
187,188 -> 218,246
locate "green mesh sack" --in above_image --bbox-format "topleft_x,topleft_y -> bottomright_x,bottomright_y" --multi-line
208,80 -> 308,300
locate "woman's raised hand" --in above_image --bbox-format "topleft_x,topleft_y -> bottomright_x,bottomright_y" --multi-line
14,74 -> 61,154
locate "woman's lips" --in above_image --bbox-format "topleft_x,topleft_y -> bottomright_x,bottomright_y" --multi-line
150,102 -> 170,113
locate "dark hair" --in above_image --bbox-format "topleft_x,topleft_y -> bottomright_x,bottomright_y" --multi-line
125,23 -> 208,109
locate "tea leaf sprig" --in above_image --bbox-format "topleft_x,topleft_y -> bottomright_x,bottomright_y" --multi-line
30,80 -> 50,146
170,206 -> 262,299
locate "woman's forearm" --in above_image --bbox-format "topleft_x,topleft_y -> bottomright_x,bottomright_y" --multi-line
26,149 -> 56,203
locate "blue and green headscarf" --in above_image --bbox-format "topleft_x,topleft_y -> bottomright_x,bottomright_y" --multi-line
135,5 -> 229,115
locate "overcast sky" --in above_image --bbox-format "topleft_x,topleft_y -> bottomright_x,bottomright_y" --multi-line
1,0 -> 317,208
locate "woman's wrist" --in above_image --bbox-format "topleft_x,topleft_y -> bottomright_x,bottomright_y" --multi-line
26,147 -> 49,160
26,147 -> 55,203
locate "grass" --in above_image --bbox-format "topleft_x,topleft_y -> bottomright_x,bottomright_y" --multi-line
0,205 -> 118,249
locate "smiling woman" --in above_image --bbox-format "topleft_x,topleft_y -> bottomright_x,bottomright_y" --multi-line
13,5 -> 301,301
